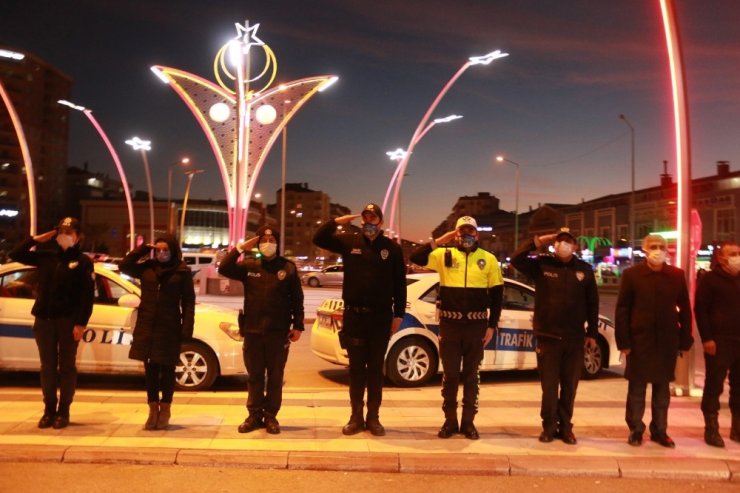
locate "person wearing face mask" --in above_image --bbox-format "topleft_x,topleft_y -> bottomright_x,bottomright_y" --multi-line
119,234 -> 195,430
510,227 -> 599,445
219,226 -> 304,435
694,241 -> 740,447
313,203 -> 406,436
9,217 -> 95,429
410,216 -> 503,440
615,234 -> 693,448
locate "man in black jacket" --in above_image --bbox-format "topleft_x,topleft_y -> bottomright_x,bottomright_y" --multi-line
694,241 -> 740,447
313,203 -> 406,436
219,226 -> 304,435
9,217 -> 94,429
511,227 -> 599,445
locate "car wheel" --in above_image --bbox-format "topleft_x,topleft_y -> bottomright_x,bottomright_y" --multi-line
308,277 -> 320,287
582,336 -> 607,379
386,336 -> 438,387
176,341 -> 220,391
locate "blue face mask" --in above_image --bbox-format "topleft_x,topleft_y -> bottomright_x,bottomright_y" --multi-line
362,223 -> 379,238
459,234 -> 476,251
156,250 -> 171,263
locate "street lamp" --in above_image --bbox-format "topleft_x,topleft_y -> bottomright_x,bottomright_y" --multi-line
386,50 -> 508,239
619,114 -> 635,256
58,99 -> 136,251
125,137 -> 155,244
168,157 -> 190,233
179,169 -> 205,247
280,98 -> 291,256
495,156 -> 520,251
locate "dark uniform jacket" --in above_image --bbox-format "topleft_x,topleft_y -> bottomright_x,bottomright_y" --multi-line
313,219 -> 406,318
694,267 -> 740,343
9,237 -> 94,326
511,239 -> 599,340
219,250 -> 304,335
120,237 -> 195,365
409,243 -> 503,328
615,262 -> 694,382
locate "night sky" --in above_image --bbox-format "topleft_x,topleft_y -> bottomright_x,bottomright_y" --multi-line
2,1 -> 738,242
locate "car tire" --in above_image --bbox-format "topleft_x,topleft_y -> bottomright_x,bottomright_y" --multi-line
582,336 -> 608,379
308,277 -> 320,287
386,336 -> 438,387
176,341 -> 220,391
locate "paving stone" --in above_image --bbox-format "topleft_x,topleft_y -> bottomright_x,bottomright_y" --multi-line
400,453 -> 509,475
0,444 -> 66,463
63,446 -> 179,465
510,456 -> 619,477
177,449 -> 288,468
288,451 -> 398,472
618,457 -> 730,481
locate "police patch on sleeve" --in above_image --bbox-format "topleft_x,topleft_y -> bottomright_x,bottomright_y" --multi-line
277,270 -> 287,280
380,249 -> 389,260
68,261 -> 79,269
576,271 -> 585,282
477,259 -> 486,270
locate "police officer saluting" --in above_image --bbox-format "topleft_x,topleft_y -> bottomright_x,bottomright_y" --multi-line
511,227 -> 599,444
410,216 -> 503,440
313,203 -> 406,436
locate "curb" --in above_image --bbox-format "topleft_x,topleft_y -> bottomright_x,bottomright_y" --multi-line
0,445 -> 737,482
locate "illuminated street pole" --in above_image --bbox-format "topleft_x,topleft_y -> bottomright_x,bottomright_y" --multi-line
168,157 -> 190,233
383,115 -> 462,239
58,99 -> 136,251
150,21 -> 338,246
619,114 -> 636,256
387,50 -> 508,240
280,98 -> 290,255
179,169 -> 205,247
495,156 -> 520,250
125,137 -> 155,244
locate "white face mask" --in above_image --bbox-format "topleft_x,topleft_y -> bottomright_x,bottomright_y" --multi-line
647,250 -> 667,266
555,241 -> 573,259
259,242 -> 277,258
56,234 -> 75,250
726,256 -> 740,275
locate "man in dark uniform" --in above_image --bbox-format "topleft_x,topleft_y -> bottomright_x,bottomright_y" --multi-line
9,217 -> 95,429
511,227 -> 599,445
694,240 -> 740,447
219,226 -> 304,435
410,216 -> 503,440
616,234 -> 693,448
313,203 -> 406,436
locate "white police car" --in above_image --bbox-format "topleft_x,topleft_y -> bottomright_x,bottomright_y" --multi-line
0,262 -> 244,390
310,273 -> 620,387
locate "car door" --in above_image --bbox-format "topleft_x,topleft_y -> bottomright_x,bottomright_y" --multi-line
0,267 -> 41,370
490,282 -> 537,369
322,265 -> 344,286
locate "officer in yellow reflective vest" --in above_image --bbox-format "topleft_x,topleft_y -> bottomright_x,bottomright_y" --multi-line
410,216 -> 504,440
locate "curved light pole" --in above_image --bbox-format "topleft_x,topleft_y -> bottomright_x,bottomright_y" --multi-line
619,114 -> 636,255
495,156 -> 520,250
386,50 -> 509,240
179,169 -> 205,247
58,100 -> 136,251
125,137 -> 155,244
168,157 -> 190,233
383,115 -> 462,239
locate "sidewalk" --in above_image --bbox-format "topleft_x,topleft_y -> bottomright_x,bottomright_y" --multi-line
0,376 -> 737,481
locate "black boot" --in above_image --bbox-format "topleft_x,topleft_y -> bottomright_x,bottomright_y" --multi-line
438,405 -> 459,439
704,413 -> 725,448
731,413 -> 740,443
53,404 -> 70,429
342,402 -> 364,435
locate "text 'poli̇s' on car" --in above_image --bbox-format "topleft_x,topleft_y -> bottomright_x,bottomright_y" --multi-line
0,261 -> 244,390
301,264 -> 344,287
310,273 -> 620,387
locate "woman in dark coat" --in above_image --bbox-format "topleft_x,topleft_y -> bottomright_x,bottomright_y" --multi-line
120,234 -> 195,430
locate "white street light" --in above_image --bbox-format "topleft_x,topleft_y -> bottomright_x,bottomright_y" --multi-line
495,156 -> 520,251
619,114 -> 636,256
125,137 -> 155,244
180,169 -> 205,247
168,157 -> 190,233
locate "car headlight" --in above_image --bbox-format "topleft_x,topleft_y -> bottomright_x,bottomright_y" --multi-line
219,321 -> 243,341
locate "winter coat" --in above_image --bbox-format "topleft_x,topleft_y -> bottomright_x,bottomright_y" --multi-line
119,235 -> 195,365
615,262 -> 694,382
694,266 -> 740,342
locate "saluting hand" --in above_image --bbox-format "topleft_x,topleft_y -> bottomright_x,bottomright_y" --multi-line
334,214 -> 361,225
434,230 -> 457,246
33,230 -> 57,243
535,233 -> 558,248
237,236 -> 260,252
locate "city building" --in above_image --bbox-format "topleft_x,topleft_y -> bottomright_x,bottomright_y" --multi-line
274,182 -> 331,259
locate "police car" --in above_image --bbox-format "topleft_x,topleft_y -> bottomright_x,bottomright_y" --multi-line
310,273 -> 620,387
0,262 -> 244,390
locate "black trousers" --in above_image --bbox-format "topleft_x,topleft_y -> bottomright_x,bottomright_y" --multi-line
343,308 -> 392,417
243,331 -> 290,417
625,380 -> 670,436
701,338 -> 740,416
144,361 -> 176,403
536,337 -> 584,434
439,320 -> 485,424
33,317 -> 79,415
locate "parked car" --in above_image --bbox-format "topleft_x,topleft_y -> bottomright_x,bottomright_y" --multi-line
301,265 -> 344,287
310,273 -> 620,387
0,262 -> 244,390
182,252 -> 216,280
